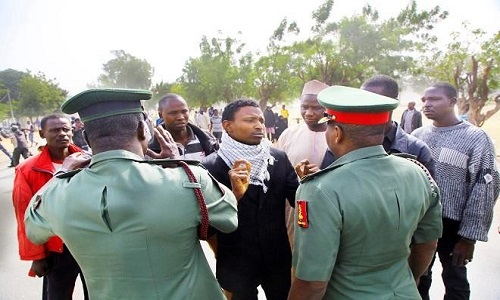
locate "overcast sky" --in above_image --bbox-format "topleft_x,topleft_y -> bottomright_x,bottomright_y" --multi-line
1,0 -> 498,96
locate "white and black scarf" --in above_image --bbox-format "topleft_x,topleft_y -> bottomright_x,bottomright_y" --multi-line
218,132 -> 273,193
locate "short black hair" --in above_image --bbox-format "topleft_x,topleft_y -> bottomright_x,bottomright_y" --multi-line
158,93 -> 184,110
361,75 -> 399,99
222,99 -> 259,121
85,113 -> 143,151
40,113 -> 70,130
430,82 -> 457,99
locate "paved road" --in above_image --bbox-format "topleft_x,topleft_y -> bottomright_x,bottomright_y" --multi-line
0,152 -> 499,299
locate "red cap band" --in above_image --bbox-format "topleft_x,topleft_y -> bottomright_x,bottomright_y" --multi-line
326,109 -> 390,125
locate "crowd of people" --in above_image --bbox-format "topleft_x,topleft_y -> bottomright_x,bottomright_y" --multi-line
8,76 -> 499,299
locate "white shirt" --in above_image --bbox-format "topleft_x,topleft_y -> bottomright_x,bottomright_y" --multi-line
404,109 -> 415,133
276,123 -> 328,167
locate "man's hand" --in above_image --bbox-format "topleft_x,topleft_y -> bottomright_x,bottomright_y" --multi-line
294,159 -> 319,180
61,152 -> 92,172
229,159 -> 251,200
451,238 -> 475,267
146,126 -> 180,159
31,258 -> 50,277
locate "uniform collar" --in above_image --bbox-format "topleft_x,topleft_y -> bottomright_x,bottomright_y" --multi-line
301,145 -> 387,182
329,145 -> 387,170
89,150 -> 144,167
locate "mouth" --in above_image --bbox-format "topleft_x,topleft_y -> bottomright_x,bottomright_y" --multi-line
304,118 -> 320,123
252,132 -> 264,138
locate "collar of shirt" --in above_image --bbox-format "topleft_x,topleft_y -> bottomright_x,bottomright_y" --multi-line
89,150 -> 144,167
383,122 -> 397,153
328,145 -> 387,170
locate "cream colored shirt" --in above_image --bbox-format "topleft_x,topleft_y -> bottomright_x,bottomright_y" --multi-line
276,123 -> 328,167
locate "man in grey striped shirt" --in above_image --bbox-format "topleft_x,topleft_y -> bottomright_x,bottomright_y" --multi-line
413,82 -> 500,300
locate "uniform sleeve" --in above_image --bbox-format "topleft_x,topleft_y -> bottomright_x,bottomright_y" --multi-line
12,168 -> 46,260
293,184 -> 341,281
412,180 -> 442,244
197,167 -> 238,234
24,191 -> 56,246
459,135 -> 500,241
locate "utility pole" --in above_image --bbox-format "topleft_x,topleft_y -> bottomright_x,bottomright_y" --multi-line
7,90 -> 15,123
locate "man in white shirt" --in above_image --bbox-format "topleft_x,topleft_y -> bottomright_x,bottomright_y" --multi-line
276,80 -> 330,248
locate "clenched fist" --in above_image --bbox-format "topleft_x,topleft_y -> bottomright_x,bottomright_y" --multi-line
294,159 -> 319,180
229,159 -> 251,200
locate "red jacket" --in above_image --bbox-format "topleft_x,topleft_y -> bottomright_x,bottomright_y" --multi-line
12,144 -> 83,263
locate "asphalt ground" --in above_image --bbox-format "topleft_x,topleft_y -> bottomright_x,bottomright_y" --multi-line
0,139 -> 499,299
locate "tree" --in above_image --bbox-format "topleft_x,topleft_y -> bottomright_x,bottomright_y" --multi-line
0,69 -> 28,100
179,34 -> 253,108
146,81 -> 185,111
421,26 -> 500,126
97,50 -> 154,89
284,0 -> 448,86
16,72 -> 68,119
253,18 -> 303,109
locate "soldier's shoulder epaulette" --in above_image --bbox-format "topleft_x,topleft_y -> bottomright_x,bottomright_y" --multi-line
300,164 -> 342,183
56,169 -> 83,179
142,158 -> 204,169
391,152 -> 417,160
401,156 -> 438,197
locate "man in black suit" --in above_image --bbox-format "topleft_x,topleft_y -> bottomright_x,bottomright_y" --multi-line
202,99 -> 299,300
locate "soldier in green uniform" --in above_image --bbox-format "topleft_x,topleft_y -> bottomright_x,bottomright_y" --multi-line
24,89 -> 239,299
288,86 -> 443,300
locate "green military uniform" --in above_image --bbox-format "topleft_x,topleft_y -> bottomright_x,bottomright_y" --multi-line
24,89 -> 238,300
292,86 -> 442,299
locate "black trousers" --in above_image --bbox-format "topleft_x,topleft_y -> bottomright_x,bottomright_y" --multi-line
42,245 -> 89,300
229,268 -> 290,300
12,147 -> 29,166
418,218 -> 470,300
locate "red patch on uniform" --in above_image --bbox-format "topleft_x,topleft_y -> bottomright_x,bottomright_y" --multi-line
297,200 -> 309,228
34,195 -> 42,210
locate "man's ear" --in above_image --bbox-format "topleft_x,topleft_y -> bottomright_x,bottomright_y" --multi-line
334,124 -> 344,144
137,120 -> 146,141
137,120 -> 152,142
39,129 -> 45,139
222,120 -> 232,133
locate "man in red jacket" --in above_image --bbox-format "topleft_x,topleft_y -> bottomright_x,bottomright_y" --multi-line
13,113 -> 89,299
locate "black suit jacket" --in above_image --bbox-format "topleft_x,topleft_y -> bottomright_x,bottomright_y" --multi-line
202,148 -> 298,290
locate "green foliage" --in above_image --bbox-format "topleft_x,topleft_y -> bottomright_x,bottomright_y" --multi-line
146,81 -> 185,111
179,34 -> 253,107
97,50 -> 154,89
0,69 -> 28,100
0,103 -> 11,120
416,26 -> 500,125
17,72 -> 68,118
284,0 -> 447,88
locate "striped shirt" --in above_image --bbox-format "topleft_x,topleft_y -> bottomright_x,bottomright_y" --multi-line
412,121 -> 499,241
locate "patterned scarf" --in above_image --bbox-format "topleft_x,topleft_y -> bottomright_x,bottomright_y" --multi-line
218,132 -> 272,193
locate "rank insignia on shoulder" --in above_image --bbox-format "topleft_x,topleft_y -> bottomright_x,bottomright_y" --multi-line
297,200 -> 309,228
34,195 -> 42,210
